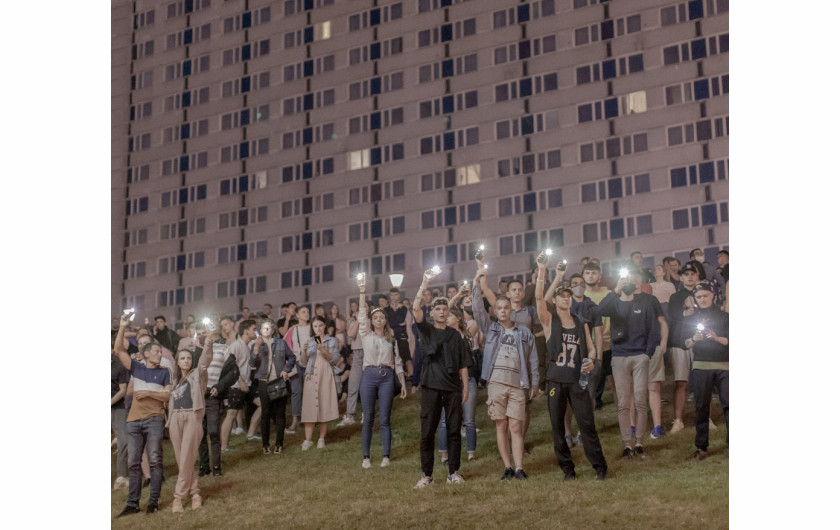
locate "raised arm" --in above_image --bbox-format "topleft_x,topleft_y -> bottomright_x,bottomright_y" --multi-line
534,253 -> 552,339
413,268 -> 437,323
114,314 -> 133,370
357,274 -> 370,337
471,268 -> 491,334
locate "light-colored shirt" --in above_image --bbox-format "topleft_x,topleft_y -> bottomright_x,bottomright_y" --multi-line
227,338 -> 252,387
651,280 -> 677,305
489,328 -> 521,387
358,309 -> 404,374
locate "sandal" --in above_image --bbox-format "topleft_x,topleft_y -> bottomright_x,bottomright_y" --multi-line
263,446 -> 271,455
274,446 -> 283,455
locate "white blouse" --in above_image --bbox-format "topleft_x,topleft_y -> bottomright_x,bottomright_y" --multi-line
358,309 -> 405,374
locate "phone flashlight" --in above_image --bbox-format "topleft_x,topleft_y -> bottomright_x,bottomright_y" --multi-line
432,265 -> 441,275
123,308 -> 135,315
696,324 -> 705,331
563,259 -> 568,265
479,244 -> 485,251
619,268 -> 629,279
463,280 -> 469,286
129,313 -> 136,322
545,249 -> 553,256
356,273 -> 364,281
483,264 -> 488,270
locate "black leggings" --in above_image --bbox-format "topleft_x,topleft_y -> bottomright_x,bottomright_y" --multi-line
258,380 -> 287,448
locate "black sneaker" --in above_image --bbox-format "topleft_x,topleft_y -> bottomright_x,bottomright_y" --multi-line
212,467 -> 223,476
146,504 -> 159,514
501,467 -> 514,480
198,467 -> 211,477
634,445 -> 645,458
514,469 -> 528,480
117,506 -> 141,518
563,471 -> 576,481
621,447 -> 634,459
595,470 -> 607,481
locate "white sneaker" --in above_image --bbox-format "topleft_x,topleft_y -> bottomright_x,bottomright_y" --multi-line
232,427 -> 245,435
446,472 -> 465,484
317,438 -> 326,449
440,450 -> 449,464
467,451 -> 475,462
113,476 -> 128,490
380,457 -> 390,468
411,386 -> 418,394
362,458 -> 371,469
414,475 -> 434,489
301,440 -> 313,451
337,415 -> 356,427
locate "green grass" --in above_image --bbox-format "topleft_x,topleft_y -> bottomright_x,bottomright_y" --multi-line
111,380 -> 728,529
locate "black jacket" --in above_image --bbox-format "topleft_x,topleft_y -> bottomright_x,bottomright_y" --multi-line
211,353 -> 240,397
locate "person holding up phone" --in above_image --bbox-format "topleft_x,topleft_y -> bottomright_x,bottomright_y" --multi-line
300,316 -> 340,450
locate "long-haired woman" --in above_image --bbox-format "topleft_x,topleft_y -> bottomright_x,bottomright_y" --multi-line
300,315 -> 340,450
356,273 -> 407,468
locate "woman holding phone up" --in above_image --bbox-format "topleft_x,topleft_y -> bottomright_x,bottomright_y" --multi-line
300,316 -> 340,450
356,273 -> 407,469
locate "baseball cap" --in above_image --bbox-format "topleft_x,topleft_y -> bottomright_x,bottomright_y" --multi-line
680,261 -> 701,275
693,282 -> 713,294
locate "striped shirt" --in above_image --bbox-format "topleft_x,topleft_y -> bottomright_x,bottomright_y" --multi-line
127,359 -> 171,422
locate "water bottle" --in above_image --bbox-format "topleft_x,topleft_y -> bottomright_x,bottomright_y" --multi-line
579,359 -> 592,389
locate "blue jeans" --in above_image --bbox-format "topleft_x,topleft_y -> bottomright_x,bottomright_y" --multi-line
360,366 -> 395,458
438,377 -> 477,452
126,415 -> 165,508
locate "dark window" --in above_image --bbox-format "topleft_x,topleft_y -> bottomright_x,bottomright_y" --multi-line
701,204 -> 718,226
673,209 -> 690,230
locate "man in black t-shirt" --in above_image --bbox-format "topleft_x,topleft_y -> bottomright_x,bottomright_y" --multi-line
412,270 -> 469,488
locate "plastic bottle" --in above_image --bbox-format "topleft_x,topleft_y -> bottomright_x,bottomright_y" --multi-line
579,359 -> 592,389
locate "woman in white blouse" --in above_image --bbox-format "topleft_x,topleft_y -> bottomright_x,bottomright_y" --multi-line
356,273 -> 407,468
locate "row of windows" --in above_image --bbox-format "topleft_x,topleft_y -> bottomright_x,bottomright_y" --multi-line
163,55 -> 210,83
580,133 -> 648,163
660,0 -> 729,27
127,165 -> 150,183
498,189 -> 563,217
422,241 -> 485,268
160,218 -> 206,241
163,87 -> 210,112
281,124 -> 335,150
281,266 -> 335,289
223,7 -> 272,34
124,261 -> 147,280
281,158 -> 335,183
133,8 -> 155,29
283,21 -> 332,48
348,37 -> 403,65
497,149 -> 562,177
132,40 -> 154,60
495,111 -> 559,140
219,173 -> 268,196
349,72 -> 403,100
582,214 -> 654,243
163,119 -> 209,144
663,33 -> 729,65
419,90 -> 477,119
283,54 -> 335,82
348,2 -> 403,32
499,229 -> 565,256
349,216 -> 405,241
420,127 -> 479,154
158,285 -> 205,308
160,185 -> 208,208
666,116 -> 729,147
418,17 -> 476,47
131,70 -> 153,90
420,164 -> 480,191
221,105 -> 269,131
222,72 -> 271,98
492,1 -> 555,28
347,143 -> 405,170
348,179 -> 405,205
223,40 -> 271,67
220,139 -> 270,163
282,0 -> 335,17
577,91 -> 647,124
218,241 -> 269,265
161,152 -> 208,176
349,254 -> 404,278
126,197 -> 148,216
282,89 -> 335,116
282,230 -> 334,253
421,203 -> 481,229
217,276 -> 266,299
574,13 -> 641,46
582,174 -> 651,203
159,251 -> 206,275
673,201 -> 728,230
670,159 -> 728,188
164,0 -> 211,21
576,53 -> 644,85
281,192 -> 335,218
166,24 -> 211,51
573,0 -> 607,8
219,206 -> 268,231
495,73 -> 558,102
419,53 -> 478,83
665,74 -> 729,106
418,0 -> 471,13
128,133 -> 151,152
493,34 -> 557,65
349,107 -> 404,135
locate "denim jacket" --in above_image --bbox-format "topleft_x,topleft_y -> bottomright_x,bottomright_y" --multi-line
252,337 -> 297,380
471,283 -> 538,389
305,335 -> 340,374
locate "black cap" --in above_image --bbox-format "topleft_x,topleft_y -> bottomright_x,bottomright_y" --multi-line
680,262 -> 700,275
553,287 -> 573,297
693,282 -> 713,294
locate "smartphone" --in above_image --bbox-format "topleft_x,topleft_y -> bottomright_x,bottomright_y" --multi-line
315,336 -> 322,344
558,259 -> 567,272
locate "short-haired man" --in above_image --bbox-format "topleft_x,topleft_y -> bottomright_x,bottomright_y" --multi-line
236,307 -> 252,327
522,266 -> 548,393
262,303 -> 274,320
666,261 -> 703,433
410,288 -> 434,393
220,320 -> 257,451
630,252 -> 656,284
413,270 -> 470,488
596,269 -> 660,458
536,255 -> 607,480
473,266 -> 538,480
582,262 -> 615,410
152,315 -> 181,353
277,302 -> 298,337
114,315 -> 172,516
681,282 -> 728,461
690,248 -> 726,306
446,285 -> 458,300
663,257 -> 682,290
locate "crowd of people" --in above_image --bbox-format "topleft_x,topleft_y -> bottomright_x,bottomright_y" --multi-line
111,247 -> 729,516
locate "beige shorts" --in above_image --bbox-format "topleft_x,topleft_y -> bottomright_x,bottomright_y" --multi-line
486,381 -> 527,421
649,345 -> 665,383
671,347 -> 693,381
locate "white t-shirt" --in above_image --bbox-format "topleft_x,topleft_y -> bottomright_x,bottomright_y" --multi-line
490,328 -> 521,387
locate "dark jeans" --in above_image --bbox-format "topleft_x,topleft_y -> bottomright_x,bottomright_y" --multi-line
258,380 -> 287,448
596,349 -> 612,406
198,393 -> 222,473
420,387 -> 462,477
547,381 -> 607,475
692,369 -> 729,451
126,415 -> 165,508
360,366 -> 395,458
412,342 -> 425,388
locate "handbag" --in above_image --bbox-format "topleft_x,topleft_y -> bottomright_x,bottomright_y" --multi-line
266,378 -> 288,401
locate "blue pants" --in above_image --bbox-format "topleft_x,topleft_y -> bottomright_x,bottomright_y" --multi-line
126,416 -> 165,508
438,377 -> 477,452
360,366 -> 396,458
